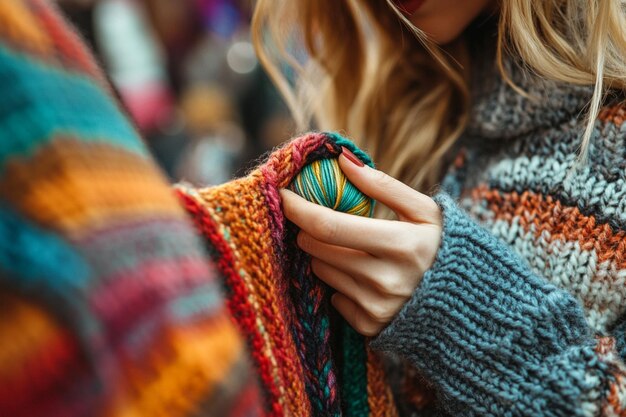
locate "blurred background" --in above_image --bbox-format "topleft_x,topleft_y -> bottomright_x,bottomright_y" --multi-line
57,0 -> 295,185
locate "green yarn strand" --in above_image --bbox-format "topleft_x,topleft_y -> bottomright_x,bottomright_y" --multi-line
342,324 -> 370,417
290,140 -> 377,417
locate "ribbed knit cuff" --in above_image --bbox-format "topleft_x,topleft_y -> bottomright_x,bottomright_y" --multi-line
371,193 -> 608,416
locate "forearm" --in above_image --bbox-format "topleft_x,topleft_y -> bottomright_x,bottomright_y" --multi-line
372,193 -> 626,416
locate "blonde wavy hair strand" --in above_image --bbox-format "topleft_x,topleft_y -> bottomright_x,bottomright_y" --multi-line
252,0 -> 626,200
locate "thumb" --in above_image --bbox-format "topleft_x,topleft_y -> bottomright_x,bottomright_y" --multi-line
338,147 -> 440,224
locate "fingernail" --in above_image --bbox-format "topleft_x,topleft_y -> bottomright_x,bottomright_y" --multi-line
341,146 -> 364,167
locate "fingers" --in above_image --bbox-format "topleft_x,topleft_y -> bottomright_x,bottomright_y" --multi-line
281,189 -> 399,255
314,258 -> 405,326
331,293 -> 383,337
338,149 -> 441,225
311,258 -> 367,301
298,232 -> 381,279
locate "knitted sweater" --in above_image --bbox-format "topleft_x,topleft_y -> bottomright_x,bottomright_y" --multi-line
0,1 -> 260,416
6,2 -> 626,417
0,2 -> 397,416
371,29 -> 626,417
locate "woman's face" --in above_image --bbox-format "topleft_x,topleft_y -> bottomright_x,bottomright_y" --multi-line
393,0 -> 497,44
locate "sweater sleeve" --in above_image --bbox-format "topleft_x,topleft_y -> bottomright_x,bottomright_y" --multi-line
371,193 -> 626,417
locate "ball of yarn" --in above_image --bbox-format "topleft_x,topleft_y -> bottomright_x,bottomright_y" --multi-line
290,158 -> 374,217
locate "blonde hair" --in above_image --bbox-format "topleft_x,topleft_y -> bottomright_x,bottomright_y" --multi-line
252,0 -> 626,194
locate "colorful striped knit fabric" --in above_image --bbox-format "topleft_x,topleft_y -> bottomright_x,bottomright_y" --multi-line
0,2 -> 399,415
0,1 -> 260,416
12,1 -> 626,416
176,132 -> 398,417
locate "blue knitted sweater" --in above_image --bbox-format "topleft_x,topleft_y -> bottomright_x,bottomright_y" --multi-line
372,33 -> 626,416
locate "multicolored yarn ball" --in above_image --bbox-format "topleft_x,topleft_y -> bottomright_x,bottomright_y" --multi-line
291,158 -> 374,217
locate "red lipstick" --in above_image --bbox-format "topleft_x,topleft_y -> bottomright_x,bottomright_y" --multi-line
394,0 -> 426,15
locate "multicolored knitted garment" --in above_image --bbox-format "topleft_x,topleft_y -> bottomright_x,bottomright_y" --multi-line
0,2 -> 398,416
0,1 -> 260,416
176,132 -> 398,417
10,1 -> 626,416
370,25 -> 626,417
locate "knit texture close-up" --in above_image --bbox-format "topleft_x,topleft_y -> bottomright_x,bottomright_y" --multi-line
371,25 -> 626,417
176,132 -> 397,417
6,1 -> 626,417
0,1 -> 260,416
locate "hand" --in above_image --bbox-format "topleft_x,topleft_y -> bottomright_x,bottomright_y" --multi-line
280,148 -> 443,337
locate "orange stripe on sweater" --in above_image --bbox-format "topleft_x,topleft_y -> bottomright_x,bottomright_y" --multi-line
0,138 -> 184,236
0,0 -> 105,84
471,186 -> 626,268
599,103 -> 626,128
0,295 -> 83,410
0,0 -> 52,56
0,295 -> 67,380
106,315 -> 245,417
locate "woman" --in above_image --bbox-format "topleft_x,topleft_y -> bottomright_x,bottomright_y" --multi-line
256,0 -> 626,415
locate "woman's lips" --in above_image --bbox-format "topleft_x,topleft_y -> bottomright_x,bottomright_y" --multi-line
394,0 -> 426,15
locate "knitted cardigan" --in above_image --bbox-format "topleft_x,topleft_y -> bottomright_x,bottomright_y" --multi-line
0,1 -> 261,416
371,27 -> 626,417
0,2 -> 397,416
6,2 -> 626,417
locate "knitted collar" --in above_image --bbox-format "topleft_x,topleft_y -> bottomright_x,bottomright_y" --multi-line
465,25 -> 593,140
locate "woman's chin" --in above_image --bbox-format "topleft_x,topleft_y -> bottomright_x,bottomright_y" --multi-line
406,0 -> 497,45
411,21 -> 466,45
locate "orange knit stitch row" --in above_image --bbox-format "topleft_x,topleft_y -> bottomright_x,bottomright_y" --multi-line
0,0 -> 52,55
471,186 -> 626,268
599,104 -> 626,128
176,133 -> 399,417
0,295 -> 70,380
106,315 -> 245,417
196,176 -> 310,417
0,138 -> 182,235
366,349 -> 399,417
